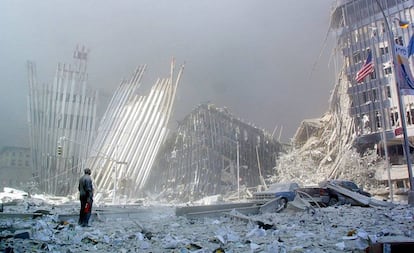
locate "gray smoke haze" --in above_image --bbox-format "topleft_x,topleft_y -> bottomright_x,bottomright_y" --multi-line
0,0 -> 335,147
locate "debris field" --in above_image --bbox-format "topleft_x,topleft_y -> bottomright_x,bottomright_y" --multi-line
1,193 -> 414,253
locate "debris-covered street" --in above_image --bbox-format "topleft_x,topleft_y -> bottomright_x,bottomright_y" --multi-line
3,1 -> 414,252
1,189 -> 414,253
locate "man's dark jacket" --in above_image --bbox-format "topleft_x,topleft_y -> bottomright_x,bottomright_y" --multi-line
78,174 -> 93,201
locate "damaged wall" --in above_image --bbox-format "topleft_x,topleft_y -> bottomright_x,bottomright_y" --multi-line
272,71 -> 384,190
145,103 -> 286,202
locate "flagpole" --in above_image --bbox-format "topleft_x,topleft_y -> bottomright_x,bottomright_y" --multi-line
374,0 -> 414,205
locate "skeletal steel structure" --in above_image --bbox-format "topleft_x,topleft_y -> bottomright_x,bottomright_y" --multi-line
86,60 -> 184,199
145,103 -> 285,202
27,46 -> 97,195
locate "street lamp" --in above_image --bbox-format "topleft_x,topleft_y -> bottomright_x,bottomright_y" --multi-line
223,132 -> 240,200
112,160 -> 128,204
236,137 -> 240,200
374,0 -> 414,205
59,136 -> 129,202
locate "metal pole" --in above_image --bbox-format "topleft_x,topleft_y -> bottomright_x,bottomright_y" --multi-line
375,0 -> 414,205
113,165 -> 117,204
376,60 -> 394,202
113,145 -> 119,204
236,140 -> 240,200
380,122 -> 394,202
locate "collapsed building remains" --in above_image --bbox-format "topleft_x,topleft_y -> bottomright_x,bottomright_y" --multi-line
330,0 -> 414,192
27,46 -> 97,196
271,0 -> 414,200
86,61 -> 184,200
274,70 -> 381,187
145,104 -> 286,202
27,48 -> 185,199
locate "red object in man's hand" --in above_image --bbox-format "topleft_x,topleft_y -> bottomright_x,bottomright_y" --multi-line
84,202 -> 91,213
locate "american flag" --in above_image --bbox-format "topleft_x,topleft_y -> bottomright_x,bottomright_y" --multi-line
355,51 -> 374,83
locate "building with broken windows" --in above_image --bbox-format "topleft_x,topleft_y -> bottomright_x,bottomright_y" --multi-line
145,104 -> 285,202
330,0 -> 414,189
27,46 -> 97,195
0,146 -> 32,188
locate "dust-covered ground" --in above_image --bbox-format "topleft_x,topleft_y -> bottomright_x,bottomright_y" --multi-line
1,190 -> 414,253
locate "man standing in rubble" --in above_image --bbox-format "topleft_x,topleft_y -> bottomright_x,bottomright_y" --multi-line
78,168 -> 93,227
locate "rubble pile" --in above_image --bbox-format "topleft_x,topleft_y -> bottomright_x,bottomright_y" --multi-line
271,72 -> 384,192
1,191 -> 414,252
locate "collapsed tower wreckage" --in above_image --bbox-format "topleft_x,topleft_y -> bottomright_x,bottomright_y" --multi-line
26,47 -> 378,201
27,1 -> 414,201
26,46 -> 286,202
25,46 -> 382,201
145,104 -> 286,202
87,60 -> 184,200
273,67 -> 383,192
272,0 -> 414,197
27,46 -> 97,196
27,48 -> 185,198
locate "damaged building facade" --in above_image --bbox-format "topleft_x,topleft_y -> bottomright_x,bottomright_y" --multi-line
0,146 -> 32,188
331,0 -> 414,190
145,104 -> 285,201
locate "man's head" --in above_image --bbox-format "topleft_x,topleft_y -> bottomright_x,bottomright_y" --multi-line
84,168 -> 91,175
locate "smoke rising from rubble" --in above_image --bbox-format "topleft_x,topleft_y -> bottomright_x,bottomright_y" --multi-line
0,0 -> 334,146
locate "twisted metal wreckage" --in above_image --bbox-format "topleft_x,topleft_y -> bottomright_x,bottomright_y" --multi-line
89,68 -> 285,201
28,47 -> 285,200
27,46 -> 97,195
28,46 -> 184,197
87,61 -> 184,199
145,104 -> 285,201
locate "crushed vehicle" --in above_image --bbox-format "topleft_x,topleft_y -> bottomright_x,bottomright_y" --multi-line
319,180 -> 371,197
296,180 -> 371,207
253,182 -> 300,208
295,186 -> 332,206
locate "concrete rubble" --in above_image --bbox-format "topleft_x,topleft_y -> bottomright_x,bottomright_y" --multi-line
3,59 -> 413,251
1,187 -> 414,252
271,70 -> 390,201
4,56 -> 410,252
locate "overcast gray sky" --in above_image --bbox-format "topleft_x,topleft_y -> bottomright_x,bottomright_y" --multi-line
0,0 -> 335,147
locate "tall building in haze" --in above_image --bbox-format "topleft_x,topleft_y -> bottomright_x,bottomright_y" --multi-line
331,0 -> 414,188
